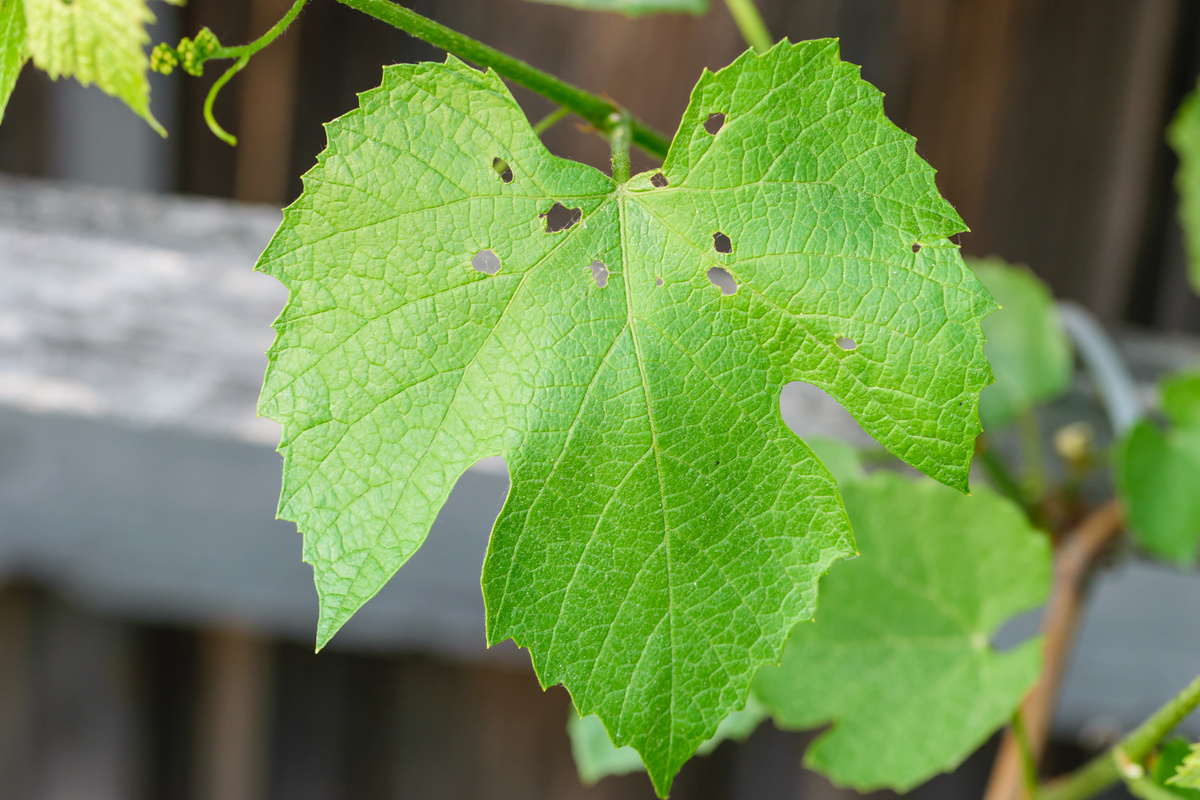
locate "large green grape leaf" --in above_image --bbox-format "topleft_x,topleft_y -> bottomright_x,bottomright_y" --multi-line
0,0 -> 25,123
1117,371 -> 1200,565
22,0 -> 163,134
753,472 -> 1050,792
1170,80 -> 1200,294
523,0 -> 707,16
969,257 -> 1072,430
257,40 -> 994,795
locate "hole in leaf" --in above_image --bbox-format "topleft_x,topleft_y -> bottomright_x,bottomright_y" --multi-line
912,242 -> 921,253
656,277 -> 664,287
472,249 -> 502,275
707,267 -> 737,295
651,173 -> 669,188
542,202 -> 582,233
492,157 -> 514,183
835,337 -> 857,351
590,260 -> 609,288
713,232 -> 732,253
704,112 -> 726,135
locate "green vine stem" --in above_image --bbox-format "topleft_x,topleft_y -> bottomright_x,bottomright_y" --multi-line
723,0 -> 773,54
1036,673 -> 1200,800
610,112 -> 632,182
333,0 -> 671,160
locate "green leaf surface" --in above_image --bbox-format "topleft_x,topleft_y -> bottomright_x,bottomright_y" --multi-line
569,696 -> 768,785
22,0 -> 162,133
1157,739 -> 1200,796
1163,372 -> 1200,430
970,257 -> 1072,430
1170,81 -> 1200,294
257,41 -> 994,795
0,0 -> 25,124
523,0 -> 707,16
1117,426 -> 1200,565
753,472 -> 1050,792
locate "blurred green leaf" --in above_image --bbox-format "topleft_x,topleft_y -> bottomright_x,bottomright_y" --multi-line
969,257 -> 1073,430
0,0 -> 25,124
1117,373 -> 1200,566
523,0 -> 707,15
806,436 -> 866,486
753,472 -> 1051,792
1169,80 -> 1200,294
1163,373 -> 1200,430
569,696 -> 769,785
1155,739 -> 1200,796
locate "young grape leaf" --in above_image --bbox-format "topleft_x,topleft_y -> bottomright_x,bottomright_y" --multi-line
969,257 -> 1072,430
753,472 -> 1050,792
1170,80 -> 1200,294
22,0 -> 164,134
0,0 -> 25,124
1159,739 -> 1200,796
523,0 -> 707,16
569,696 -> 768,785
257,40 -> 994,795
1117,372 -> 1200,565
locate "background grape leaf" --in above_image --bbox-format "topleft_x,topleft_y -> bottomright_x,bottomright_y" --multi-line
524,0 -> 707,15
257,40 -> 994,795
569,696 -> 768,785
0,0 -> 25,123
753,472 -> 1050,792
1117,371 -> 1200,565
22,0 -> 164,134
1157,739 -> 1200,795
969,257 -> 1072,430
1170,80 -> 1200,294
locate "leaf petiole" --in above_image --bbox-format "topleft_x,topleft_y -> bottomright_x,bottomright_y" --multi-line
609,112 -> 631,182
532,105 -> 570,136
723,0 -> 773,54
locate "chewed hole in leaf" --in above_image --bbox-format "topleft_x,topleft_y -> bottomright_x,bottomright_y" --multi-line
713,232 -> 733,253
912,242 -> 922,253
590,260 -> 609,288
651,173 -> 669,188
707,267 -> 737,295
836,337 -> 858,351
705,112 -> 726,135
542,203 -> 582,233
492,157 -> 514,183
472,249 -> 502,275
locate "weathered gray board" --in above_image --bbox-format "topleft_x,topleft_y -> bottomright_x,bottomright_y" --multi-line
0,176 -> 1198,740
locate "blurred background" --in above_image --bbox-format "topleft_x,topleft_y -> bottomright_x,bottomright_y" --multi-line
1,0 -> 1199,798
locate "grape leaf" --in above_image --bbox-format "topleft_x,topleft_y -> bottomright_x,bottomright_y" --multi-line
1117,373 -> 1200,565
969,257 -> 1072,430
753,472 -> 1050,792
1158,739 -> 1200,796
0,0 -> 25,124
569,696 -> 768,785
257,41 -> 994,795
523,0 -> 708,16
22,0 -> 164,134
1163,372 -> 1200,430
1170,80 -> 1200,294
